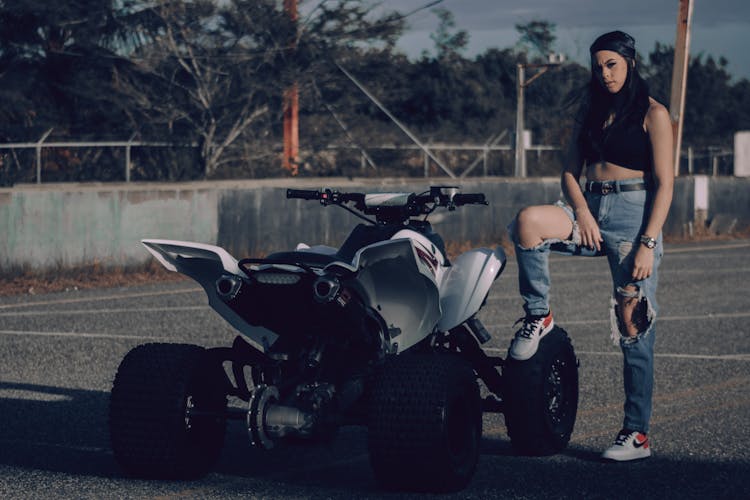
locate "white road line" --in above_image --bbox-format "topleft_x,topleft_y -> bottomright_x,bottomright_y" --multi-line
608,311 -> 750,321
486,267 -> 749,289
0,305 -> 208,317
482,347 -> 750,361
6,327 -> 745,360
483,311 -> 750,328
665,242 -> 750,253
659,267 -> 750,275
0,330 -> 164,340
0,287 -> 202,310
0,389 -> 72,402
2,312 -> 746,342
579,350 -> 750,361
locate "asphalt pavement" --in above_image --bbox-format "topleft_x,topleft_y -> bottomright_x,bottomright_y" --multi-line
0,238 -> 748,499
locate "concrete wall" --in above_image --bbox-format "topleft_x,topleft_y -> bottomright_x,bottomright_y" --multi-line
215,178 -> 568,258
1,176 -> 747,272
0,184 -> 218,271
709,176 -> 749,214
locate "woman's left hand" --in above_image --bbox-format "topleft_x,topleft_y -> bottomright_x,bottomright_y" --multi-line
632,245 -> 655,281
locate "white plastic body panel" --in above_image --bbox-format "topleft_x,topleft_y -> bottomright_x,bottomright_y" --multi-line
141,239 -> 277,352
142,235 -> 505,355
437,247 -> 506,331
351,237 -> 441,353
142,239 -> 246,277
390,228 -> 446,283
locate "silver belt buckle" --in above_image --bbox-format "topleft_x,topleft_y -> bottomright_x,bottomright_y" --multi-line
600,182 -> 614,195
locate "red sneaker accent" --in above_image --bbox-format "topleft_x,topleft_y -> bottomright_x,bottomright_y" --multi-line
634,433 -> 649,449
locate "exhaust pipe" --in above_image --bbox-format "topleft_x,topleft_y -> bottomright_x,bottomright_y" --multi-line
215,275 -> 242,300
247,385 -> 314,449
312,275 -> 340,303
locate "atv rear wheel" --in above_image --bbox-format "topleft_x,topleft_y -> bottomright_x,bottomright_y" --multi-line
109,343 -> 228,478
367,352 -> 481,493
503,326 -> 579,455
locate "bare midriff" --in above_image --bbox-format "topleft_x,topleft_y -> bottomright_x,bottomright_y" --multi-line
586,161 -> 646,182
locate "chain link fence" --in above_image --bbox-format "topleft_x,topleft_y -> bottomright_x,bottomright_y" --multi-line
0,134 -> 735,185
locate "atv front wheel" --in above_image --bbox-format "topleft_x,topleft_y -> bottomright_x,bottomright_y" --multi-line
367,352 -> 481,493
109,343 -> 228,478
503,326 -> 579,455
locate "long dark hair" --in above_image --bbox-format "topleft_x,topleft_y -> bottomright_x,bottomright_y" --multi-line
575,31 -> 650,152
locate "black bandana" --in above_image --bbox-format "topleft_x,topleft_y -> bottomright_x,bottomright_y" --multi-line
589,31 -> 636,59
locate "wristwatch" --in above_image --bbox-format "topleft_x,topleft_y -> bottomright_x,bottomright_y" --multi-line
640,235 -> 657,249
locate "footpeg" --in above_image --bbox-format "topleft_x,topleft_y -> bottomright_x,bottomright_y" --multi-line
467,317 -> 492,344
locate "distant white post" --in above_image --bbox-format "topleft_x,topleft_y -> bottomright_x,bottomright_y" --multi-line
734,131 -> 750,177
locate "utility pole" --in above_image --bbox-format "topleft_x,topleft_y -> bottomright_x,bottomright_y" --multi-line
282,0 -> 299,175
669,0 -> 693,176
515,54 -> 564,177
515,63 -> 526,178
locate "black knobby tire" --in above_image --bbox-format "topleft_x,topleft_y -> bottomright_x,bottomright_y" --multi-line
109,343 -> 228,479
367,352 -> 482,493
503,326 -> 579,456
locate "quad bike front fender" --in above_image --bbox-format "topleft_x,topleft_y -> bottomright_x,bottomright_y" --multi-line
437,247 -> 506,331
142,239 -> 278,353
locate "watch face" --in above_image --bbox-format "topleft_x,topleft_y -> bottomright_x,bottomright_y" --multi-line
641,236 -> 656,249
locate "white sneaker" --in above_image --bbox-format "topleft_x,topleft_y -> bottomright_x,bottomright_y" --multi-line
601,429 -> 652,461
509,312 -> 554,361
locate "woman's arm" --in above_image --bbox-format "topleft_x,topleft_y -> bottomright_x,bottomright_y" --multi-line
632,99 -> 674,280
561,125 -> 603,251
643,99 -> 674,238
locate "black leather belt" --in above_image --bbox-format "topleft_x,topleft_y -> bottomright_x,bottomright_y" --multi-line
585,180 -> 648,195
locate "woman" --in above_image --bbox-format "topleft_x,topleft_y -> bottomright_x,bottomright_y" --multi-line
507,30 -> 673,461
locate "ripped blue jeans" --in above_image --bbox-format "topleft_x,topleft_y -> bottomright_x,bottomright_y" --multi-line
509,179 -> 662,434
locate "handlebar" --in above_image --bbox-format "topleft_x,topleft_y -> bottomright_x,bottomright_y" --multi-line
410,192 -> 487,208
453,193 -> 487,206
286,189 -> 320,200
286,186 -> 487,223
287,188 -> 365,207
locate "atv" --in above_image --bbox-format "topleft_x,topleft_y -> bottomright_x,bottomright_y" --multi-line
109,186 -> 578,492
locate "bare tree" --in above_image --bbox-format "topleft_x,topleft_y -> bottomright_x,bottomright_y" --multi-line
111,0 -> 406,178
112,0 -> 292,178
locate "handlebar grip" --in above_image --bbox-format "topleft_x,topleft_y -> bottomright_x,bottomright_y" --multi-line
453,193 -> 487,205
286,189 -> 320,200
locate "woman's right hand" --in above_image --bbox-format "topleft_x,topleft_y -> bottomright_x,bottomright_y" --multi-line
575,207 -> 603,251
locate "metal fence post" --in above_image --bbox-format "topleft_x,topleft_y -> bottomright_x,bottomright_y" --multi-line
125,134 -> 136,183
36,129 -> 53,184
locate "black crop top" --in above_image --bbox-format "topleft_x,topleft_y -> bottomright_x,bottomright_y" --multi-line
581,120 -> 653,172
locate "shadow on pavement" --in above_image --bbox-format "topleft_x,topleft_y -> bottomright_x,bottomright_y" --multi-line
0,381 -> 747,498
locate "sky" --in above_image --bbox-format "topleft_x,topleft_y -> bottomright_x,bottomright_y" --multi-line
373,0 -> 750,81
